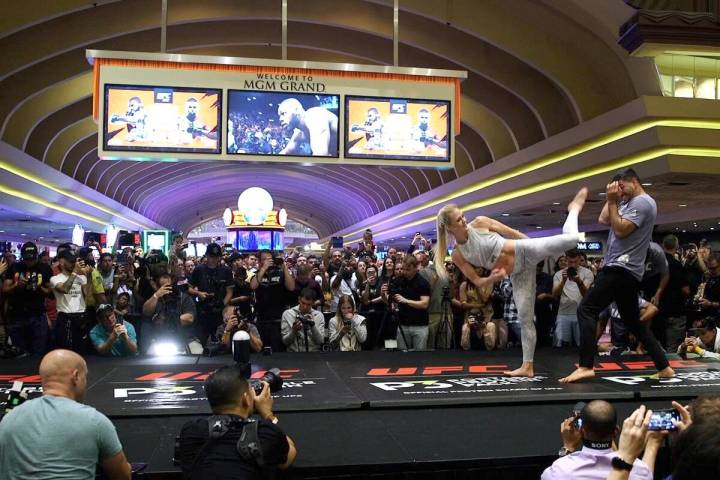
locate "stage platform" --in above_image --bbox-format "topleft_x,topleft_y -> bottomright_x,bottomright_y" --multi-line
2,348 -> 719,477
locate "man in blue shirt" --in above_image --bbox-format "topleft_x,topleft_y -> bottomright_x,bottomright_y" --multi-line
90,303 -> 138,356
0,349 -> 131,479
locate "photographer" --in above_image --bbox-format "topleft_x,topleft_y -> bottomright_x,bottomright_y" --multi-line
176,365 -> 296,480
382,256 -> 430,350
188,243 -> 233,345
142,272 -> 196,353
89,303 -> 138,356
677,316 -> 720,359
552,249 -> 594,347
542,400 -> 657,480
281,288 -> 324,352
50,248 -> 92,353
251,250 -> 295,353
328,295 -> 367,351
228,266 -> 254,320
2,242 -> 53,355
217,306 -> 263,353
459,267 -> 501,350
330,258 -> 358,311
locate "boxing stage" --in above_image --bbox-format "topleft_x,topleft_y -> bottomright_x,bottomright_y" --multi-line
2,348 -> 720,478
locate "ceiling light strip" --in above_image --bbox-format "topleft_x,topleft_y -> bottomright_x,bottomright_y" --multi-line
348,146 -> 720,243
0,160 -> 151,229
0,184 -> 107,225
341,118 -> 720,240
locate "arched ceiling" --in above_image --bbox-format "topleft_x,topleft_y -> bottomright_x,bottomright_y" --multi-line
0,0 -> 648,237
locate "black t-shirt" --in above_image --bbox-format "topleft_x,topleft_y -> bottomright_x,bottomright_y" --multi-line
398,273 -> 431,326
232,281 -> 254,319
660,253 -> 690,316
2,261 -> 53,316
292,278 -> 323,307
254,267 -> 290,323
360,280 -> 385,314
177,416 -> 289,480
702,274 -> 720,314
190,264 -> 233,312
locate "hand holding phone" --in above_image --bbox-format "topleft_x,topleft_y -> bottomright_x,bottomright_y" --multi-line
648,408 -> 681,431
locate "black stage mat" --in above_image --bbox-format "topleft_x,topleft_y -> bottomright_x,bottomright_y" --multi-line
2,349 -> 719,416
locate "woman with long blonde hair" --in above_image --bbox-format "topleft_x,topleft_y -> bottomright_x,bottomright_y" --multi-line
433,187 -> 588,377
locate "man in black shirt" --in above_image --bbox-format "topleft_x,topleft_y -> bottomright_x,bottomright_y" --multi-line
659,235 -> 690,351
383,255 -> 430,350
176,365 -> 296,480
189,243 -> 233,345
1,242 -> 53,355
697,253 -> 720,319
228,267 -> 254,320
250,250 -> 295,352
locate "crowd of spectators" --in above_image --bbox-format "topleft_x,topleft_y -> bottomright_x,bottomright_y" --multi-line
1,230 -> 720,478
227,112 -> 288,155
0,229 -> 719,359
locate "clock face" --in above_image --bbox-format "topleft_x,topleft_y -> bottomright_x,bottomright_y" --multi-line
278,208 -> 287,227
223,208 -> 233,226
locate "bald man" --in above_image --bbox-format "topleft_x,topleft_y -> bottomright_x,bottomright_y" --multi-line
0,350 -> 131,480
277,98 -> 338,156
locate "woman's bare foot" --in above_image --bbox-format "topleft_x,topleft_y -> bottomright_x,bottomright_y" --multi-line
559,367 -> 596,383
504,362 -> 534,377
568,187 -> 589,214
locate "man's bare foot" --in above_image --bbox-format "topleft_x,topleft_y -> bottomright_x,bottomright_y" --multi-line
504,362 -> 534,377
658,367 -> 675,378
568,187 -> 589,213
559,367 -> 596,383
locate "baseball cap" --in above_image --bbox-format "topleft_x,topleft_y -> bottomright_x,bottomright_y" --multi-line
228,252 -> 242,263
20,242 -> 38,260
206,243 -> 222,257
57,249 -> 77,262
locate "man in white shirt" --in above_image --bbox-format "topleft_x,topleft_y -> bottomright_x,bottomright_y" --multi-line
553,249 -> 594,347
330,260 -> 357,311
281,289 -> 325,352
678,317 -> 720,359
50,249 -> 91,353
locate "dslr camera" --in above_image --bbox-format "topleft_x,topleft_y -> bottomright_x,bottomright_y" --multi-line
567,266 -> 577,279
388,275 -> 405,299
250,368 -> 283,396
295,313 -> 315,329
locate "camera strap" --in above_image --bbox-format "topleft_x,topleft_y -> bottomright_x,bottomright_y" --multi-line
582,439 -> 612,450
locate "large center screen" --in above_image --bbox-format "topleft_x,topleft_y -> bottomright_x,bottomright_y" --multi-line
227,91 -> 340,157
345,96 -> 451,162
103,85 -> 221,154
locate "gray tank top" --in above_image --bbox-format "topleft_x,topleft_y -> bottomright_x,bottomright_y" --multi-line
455,228 -> 505,270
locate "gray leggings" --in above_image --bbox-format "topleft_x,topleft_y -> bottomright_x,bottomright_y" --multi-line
511,213 -> 581,362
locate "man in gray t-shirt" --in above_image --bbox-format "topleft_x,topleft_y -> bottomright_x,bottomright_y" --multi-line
560,169 -> 673,384
0,350 -> 131,480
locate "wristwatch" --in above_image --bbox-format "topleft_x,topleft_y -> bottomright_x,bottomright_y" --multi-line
611,456 -> 633,471
557,446 -> 574,457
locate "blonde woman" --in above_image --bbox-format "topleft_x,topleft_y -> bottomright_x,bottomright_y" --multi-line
328,295 -> 367,351
434,187 -> 588,377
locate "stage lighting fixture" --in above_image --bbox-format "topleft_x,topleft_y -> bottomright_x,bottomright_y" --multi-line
148,341 -> 183,357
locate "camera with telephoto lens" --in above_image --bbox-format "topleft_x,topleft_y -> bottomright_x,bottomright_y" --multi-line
388,275 -> 405,299
296,313 -> 315,329
567,267 -> 577,278
250,368 -> 283,396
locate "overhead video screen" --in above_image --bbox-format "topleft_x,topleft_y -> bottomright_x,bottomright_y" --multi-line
345,96 -> 451,162
227,90 -> 340,157
103,84 -> 221,154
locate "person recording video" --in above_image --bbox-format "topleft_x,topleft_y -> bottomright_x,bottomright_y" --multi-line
176,365 -> 296,479
142,272 -> 196,354
251,250 -> 295,353
89,303 -> 138,357
217,306 -> 263,353
188,243 -> 233,345
328,295 -> 367,351
110,96 -> 147,142
381,255 -> 430,350
281,288 -> 325,352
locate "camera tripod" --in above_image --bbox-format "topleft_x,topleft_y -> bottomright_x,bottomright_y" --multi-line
434,293 -> 456,350
375,299 -> 409,350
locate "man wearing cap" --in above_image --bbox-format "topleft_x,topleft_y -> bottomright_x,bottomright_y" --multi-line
1,242 -> 53,355
561,169 -> 674,383
89,304 -> 138,357
50,247 -> 92,353
188,243 -> 233,345
77,246 -> 108,310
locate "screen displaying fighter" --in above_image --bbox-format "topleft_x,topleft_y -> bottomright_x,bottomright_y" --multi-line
227,91 -> 339,157
103,85 -> 221,154
345,96 -> 451,162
